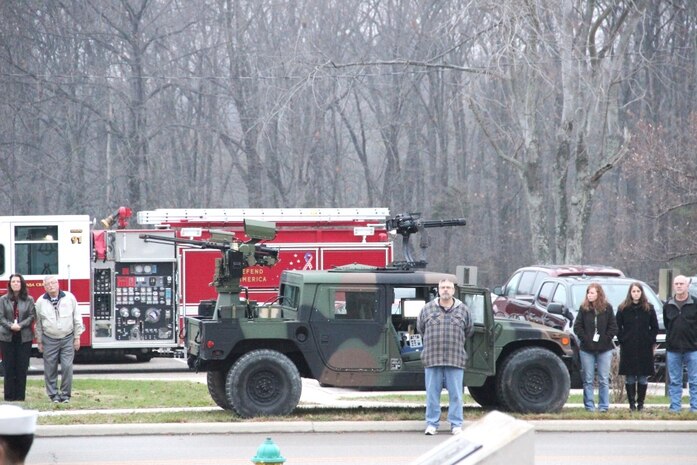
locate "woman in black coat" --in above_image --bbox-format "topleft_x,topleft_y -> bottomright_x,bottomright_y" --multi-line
0,274 -> 36,401
616,282 -> 659,411
573,283 -> 618,412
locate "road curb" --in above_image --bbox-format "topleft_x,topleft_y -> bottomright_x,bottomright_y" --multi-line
529,419 -> 697,432
35,418 -> 697,437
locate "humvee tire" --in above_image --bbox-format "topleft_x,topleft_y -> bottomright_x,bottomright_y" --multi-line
225,349 -> 302,417
467,376 -> 499,408
496,347 -> 570,413
207,370 -> 231,410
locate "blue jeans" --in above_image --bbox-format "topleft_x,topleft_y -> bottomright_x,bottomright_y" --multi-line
424,366 -> 464,429
666,350 -> 697,412
625,375 -> 648,385
580,349 -> 613,412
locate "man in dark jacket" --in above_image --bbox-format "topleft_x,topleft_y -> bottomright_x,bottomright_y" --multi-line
663,275 -> 697,413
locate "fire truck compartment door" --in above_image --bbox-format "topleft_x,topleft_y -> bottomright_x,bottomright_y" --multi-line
111,230 -> 176,261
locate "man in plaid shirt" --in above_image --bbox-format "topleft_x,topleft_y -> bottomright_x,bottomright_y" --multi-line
417,278 -> 474,435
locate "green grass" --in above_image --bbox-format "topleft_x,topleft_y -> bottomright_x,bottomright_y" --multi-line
10,379 -> 215,411
344,392 -> 684,406
4,379 -> 696,425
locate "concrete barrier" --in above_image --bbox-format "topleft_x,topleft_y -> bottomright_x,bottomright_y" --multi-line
409,411 -> 534,465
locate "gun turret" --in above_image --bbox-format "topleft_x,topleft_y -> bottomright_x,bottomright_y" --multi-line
140,219 -> 278,319
386,213 -> 466,269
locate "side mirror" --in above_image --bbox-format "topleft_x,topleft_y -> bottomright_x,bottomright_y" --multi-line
547,302 -> 574,323
492,286 -> 504,296
547,302 -> 563,315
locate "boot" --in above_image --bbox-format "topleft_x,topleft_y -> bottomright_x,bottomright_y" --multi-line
625,383 -> 636,411
637,383 -> 648,411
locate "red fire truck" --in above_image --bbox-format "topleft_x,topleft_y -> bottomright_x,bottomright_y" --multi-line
0,207 -> 392,359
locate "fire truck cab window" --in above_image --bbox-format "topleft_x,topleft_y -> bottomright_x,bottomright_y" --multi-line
14,225 -> 59,276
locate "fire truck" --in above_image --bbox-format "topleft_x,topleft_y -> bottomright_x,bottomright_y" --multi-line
0,207 -> 392,360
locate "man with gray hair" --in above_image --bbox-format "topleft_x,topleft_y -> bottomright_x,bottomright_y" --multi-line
417,278 -> 474,435
663,274 -> 697,412
0,404 -> 37,465
34,276 -> 84,403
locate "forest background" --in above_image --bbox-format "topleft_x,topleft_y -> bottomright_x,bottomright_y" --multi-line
1,0 -> 696,288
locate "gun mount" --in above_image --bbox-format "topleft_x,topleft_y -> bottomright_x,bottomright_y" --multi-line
386,213 -> 466,269
140,219 -> 278,319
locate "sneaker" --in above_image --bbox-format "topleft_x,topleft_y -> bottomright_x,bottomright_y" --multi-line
61,398 -> 70,404
52,398 -> 60,403
424,425 -> 438,435
451,426 -> 463,435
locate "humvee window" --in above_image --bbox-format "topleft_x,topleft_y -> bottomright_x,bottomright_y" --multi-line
279,283 -> 299,309
460,292 -> 485,325
323,287 -> 378,320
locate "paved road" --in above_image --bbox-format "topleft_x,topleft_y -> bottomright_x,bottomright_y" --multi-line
26,431 -> 697,465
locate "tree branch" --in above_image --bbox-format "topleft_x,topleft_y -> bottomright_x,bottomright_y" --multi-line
328,59 -> 500,77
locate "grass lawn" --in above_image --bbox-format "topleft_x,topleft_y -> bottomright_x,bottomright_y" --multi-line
9,379 -> 215,410
2,379 -> 695,425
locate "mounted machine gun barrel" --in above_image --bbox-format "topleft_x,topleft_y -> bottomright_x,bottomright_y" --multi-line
386,213 -> 466,269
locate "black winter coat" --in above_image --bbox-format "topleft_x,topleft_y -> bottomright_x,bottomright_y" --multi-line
663,296 -> 697,352
573,303 -> 617,353
616,303 -> 658,376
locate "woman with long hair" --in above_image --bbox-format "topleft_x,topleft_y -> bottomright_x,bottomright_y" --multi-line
573,283 -> 618,412
617,282 -> 659,411
0,274 -> 36,401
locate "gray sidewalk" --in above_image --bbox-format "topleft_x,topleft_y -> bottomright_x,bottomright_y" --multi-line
33,379 -> 697,437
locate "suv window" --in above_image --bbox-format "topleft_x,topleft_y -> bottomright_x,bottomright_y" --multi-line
552,284 -> 567,305
517,271 -> 540,295
537,282 -> 556,307
504,272 -> 522,297
689,276 -> 697,297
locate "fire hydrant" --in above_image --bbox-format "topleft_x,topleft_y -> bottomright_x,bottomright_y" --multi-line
251,437 -> 286,464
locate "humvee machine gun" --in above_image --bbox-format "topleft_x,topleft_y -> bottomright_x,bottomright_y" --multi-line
166,215 -> 574,418
387,213 -> 467,269
140,219 -> 279,320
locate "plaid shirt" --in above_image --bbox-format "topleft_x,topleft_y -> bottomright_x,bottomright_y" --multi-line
417,297 -> 474,368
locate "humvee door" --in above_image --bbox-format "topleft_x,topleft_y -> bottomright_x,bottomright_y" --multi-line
308,285 -> 388,371
459,286 -> 496,383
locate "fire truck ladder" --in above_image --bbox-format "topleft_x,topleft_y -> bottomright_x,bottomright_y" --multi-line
137,208 -> 390,225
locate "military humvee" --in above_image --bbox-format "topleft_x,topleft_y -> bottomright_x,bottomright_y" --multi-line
185,266 -> 574,418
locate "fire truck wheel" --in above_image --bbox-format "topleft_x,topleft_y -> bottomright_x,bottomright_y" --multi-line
226,349 -> 301,418
135,352 -> 153,362
207,370 -> 231,410
495,347 -> 570,413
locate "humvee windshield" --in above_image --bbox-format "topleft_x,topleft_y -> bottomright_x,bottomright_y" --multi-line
391,286 -> 486,325
279,283 -> 300,309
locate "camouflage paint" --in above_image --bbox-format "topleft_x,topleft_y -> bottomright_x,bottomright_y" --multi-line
187,268 -> 574,391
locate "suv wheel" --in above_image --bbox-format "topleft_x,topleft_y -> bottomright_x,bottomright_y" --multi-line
496,347 -> 570,413
225,349 -> 302,418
